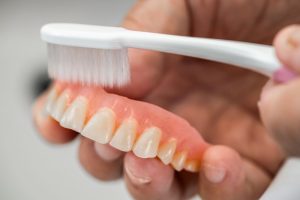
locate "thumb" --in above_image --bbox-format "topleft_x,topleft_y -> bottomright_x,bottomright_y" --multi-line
111,0 -> 190,98
259,78 -> 300,156
199,146 -> 270,200
274,25 -> 300,75
259,25 -> 300,156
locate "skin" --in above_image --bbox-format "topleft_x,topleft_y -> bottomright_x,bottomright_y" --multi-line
260,25 -> 300,156
32,0 -> 300,199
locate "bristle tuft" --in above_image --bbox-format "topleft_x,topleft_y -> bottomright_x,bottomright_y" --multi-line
47,44 -> 130,87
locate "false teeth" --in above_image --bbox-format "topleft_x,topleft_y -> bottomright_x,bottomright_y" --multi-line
51,90 -> 69,121
60,96 -> 88,132
133,127 -> 161,158
45,87 -> 58,113
157,139 -> 177,165
81,108 -> 116,144
184,160 -> 200,172
46,80 -> 208,174
171,151 -> 187,171
109,119 -> 137,152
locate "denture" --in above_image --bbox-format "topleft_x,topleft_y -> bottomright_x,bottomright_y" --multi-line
45,81 -> 210,172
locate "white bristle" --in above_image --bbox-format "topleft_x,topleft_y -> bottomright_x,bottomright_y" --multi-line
47,44 -> 130,87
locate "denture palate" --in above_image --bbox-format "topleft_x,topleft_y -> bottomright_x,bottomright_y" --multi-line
45,81 -> 210,172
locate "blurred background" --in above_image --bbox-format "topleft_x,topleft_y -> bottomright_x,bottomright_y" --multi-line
1,0 -> 300,200
0,0 -> 135,199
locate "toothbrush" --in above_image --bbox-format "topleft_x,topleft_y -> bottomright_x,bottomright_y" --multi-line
41,23 -> 282,87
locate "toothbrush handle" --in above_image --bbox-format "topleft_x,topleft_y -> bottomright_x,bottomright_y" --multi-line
123,30 -> 281,77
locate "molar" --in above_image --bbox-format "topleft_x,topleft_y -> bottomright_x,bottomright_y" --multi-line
171,151 -> 187,171
51,90 -> 70,121
157,139 -> 177,165
133,127 -> 161,158
45,87 -> 58,113
184,160 -> 200,172
60,96 -> 88,132
81,108 -> 116,144
109,118 -> 137,152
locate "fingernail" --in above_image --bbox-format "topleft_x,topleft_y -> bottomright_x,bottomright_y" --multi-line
203,164 -> 226,184
125,164 -> 152,185
288,27 -> 300,49
94,143 -> 122,162
273,67 -> 298,83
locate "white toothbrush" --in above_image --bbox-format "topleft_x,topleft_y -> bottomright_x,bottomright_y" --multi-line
41,23 -> 282,87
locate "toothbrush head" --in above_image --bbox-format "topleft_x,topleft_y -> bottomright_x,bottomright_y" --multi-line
41,23 -> 130,87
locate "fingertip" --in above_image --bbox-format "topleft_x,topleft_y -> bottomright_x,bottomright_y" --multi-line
124,153 -> 181,200
200,145 -> 273,200
274,25 -> 300,72
79,137 -> 123,181
94,143 -> 123,162
199,145 -> 245,200
258,79 -> 300,156
124,153 -> 174,188
201,146 -> 243,184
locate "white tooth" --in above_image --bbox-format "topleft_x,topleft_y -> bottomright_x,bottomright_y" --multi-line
157,139 -> 177,165
109,118 -> 137,152
60,96 -> 88,132
81,108 -> 115,144
171,151 -> 187,171
184,160 -> 200,173
51,90 -> 69,121
133,127 -> 161,158
45,87 -> 58,113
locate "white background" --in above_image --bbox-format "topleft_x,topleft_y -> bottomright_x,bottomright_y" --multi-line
0,0 -> 135,199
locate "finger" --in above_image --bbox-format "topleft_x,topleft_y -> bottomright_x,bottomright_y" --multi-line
274,25 -> 300,72
111,0 -> 190,98
259,78 -> 300,156
78,137 -> 124,181
199,145 -> 271,200
124,153 -> 184,200
32,91 -> 77,144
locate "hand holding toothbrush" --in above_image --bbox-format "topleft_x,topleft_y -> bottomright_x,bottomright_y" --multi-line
33,0 -> 300,199
259,25 -> 300,156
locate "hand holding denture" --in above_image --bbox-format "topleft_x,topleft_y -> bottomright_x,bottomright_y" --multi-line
33,0 -> 300,200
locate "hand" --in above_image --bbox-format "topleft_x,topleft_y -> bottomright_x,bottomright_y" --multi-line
259,25 -> 300,156
33,0 -> 300,199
